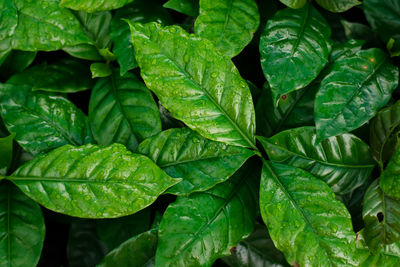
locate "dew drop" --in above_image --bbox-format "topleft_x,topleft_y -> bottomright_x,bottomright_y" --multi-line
211,72 -> 217,78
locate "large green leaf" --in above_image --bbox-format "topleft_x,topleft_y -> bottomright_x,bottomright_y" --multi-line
0,50 -> 36,80
279,0 -> 306,9
60,0 -> 134,12
8,59 -> 92,93
370,100 -> 400,168
97,229 -> 157,267
89,70 -> 161,152
380,143 -> 400,199
316,0 -> 361,13
0,133 -> 14,175
222,224 -> 289,267
0,84 -> 91,155
137,127 -> 254,195
10,0 -> 91,51
315,48 -> 399,142
258,127 -> 375,194
356,229 -> 400,267
110,0 -> 172,76
259,4 -> 331,104
0,181 -> 45,267
194,0 -> 259,58
363,180 -> 400,250
62,44 -> 103,61
163,0 -> 198,16
8,143 -> 180,218
0,0 -> 17,40
260,161 -> 359,266
128,22 -> 256,149
155,161 -> 259,266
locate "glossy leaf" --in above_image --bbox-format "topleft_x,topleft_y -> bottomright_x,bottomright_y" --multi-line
0,133 -> 14,175
222,224 -> 289,267
8,59 -> 92,93
68,220 -> 108,267
260,161 -> 359,266
279,0 -> 306,9
89,70 -> 161,151
128,22 -> 256,149
315,48 -> 399,141
0,0 -> 17,40
163,0 -> 198,16
380,143 -> 400,199
370,100 -> 400,167
340,21 -> 380,48
0,182 -> 45,267
0,84 -> 91,155
9,143 -> 180,218
316,0 -> 361,13
259,4 -> 331,103
137,127 -> 254,195
63,44 -> 103,61
96,208 -> 151,250
60,0 -> 134,12
258,127 -> 375,194
194,0 -> 260,57
155,161 -> 259,266
97,229 -> 157,267
110,0 -> 172,76
0,50 -> 36,80
91,63 -> 112,78
363,180 -> 400,250
10,0 -> 91,51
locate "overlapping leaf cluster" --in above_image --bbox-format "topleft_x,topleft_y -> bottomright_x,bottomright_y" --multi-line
0,0 -> 399,266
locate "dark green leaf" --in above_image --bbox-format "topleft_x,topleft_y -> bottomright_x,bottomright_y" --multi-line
194,0 -> 260,57
137,127 -> 254,195
363,180 -> 400,250
155,161 -> 259,266
315,48 -> 399,141
0,181 -> 45,267
258,127 -> 375,194
0,133 -> 14,175
0,39 -> 11,66
341,21 -> 380,48
97,229 -> 157,267
0,50 -> 36,80
163,0 -> 199,16
91,63 -> 112,78
9,143 -> 180,218
260,4 -> 331,103
380,143 -> 400,198
0,84 -> 91,155
316,0 -> 361,13
60,0 -> 134,12
260,161 -> 359,266
89,70 -> 161,151
128,22 -> 256,149
63,44 -> 103,61
279,0 -> 307,9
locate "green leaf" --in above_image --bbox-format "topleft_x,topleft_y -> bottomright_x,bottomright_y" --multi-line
260,161 -> 360,266
128,22 -> 256,149
256,82 -> 316,137
110,0 -> 172,76
8,143 -> 180,218
194,0 -> 259,58
68,220 -> 108,267
380,143 -> 400,199
63,44 -> 103,61
8,59 -> 92,93
0,39 -> 11,66
370,100 -> 400,168
155,161 -> 259,266
340,21 -> 380,47
0,133 -> 14,175
96,208 -> 151,250
0,50 -> 36,80
89,70 -> 161,151
315,48 -> 399,142
163,0 -> 199,16
0,84 -> 91,155
363,180 -> 400,250
316,0 -> 361,13
0,0 -> 17,40
259,4 -> 331,103
258,126 -> 375,194
222,224 -> 289,267
137,127 -> 254,195
0,181 -> 45,267
97,229 -> 157,267
356,229 -> 400,266
279,0 -> 307,9
91,63 -> 112,78
10,0 -> 91,51
60,0 -> 134,12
